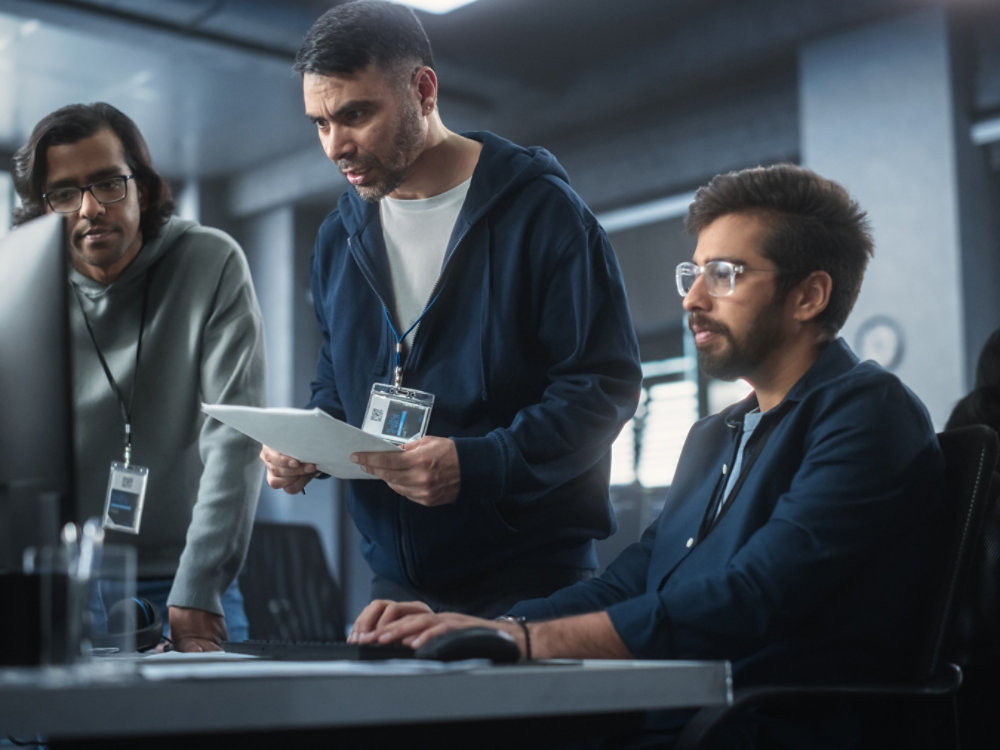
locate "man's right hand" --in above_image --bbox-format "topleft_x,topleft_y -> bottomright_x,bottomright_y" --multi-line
260,444 -> 318,494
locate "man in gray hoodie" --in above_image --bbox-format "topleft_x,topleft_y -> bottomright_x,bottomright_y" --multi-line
12,102 -> 266,651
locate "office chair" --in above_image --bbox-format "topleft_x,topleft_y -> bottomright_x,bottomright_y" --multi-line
238,521 -> 347,642
674,424 -> 1000,750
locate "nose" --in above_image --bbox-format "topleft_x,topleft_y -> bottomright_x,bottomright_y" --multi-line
681,273 -> 711,312
320,125 -> 354,163
78,188 -> 105,220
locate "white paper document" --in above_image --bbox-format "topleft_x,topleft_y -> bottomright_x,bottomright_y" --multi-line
202,404 -> 399,480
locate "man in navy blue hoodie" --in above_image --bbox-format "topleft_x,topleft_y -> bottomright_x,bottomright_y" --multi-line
351,164 -> 945,747
261,0 -> 642,617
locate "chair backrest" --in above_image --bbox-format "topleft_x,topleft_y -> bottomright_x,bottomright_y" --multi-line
952,469 -> 1000,668
238,521 -> 347,642
914,425 -> 999,679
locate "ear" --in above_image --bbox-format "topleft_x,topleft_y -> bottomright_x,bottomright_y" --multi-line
790,270 -> 832,323
414,66 -> 438,115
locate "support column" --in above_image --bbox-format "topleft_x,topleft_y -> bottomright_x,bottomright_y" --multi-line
800,6 -> 963,427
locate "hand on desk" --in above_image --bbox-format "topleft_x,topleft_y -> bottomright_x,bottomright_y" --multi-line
260,444 -> 317,495
349,599 -> 634,661
350,436 -> 460,507
348,599 -> 521,654
167,606 -> 227,652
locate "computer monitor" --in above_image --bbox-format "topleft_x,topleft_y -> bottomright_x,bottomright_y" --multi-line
0,213 -> 74,572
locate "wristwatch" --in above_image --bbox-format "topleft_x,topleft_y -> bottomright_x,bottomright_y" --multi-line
495,615 -> 531,660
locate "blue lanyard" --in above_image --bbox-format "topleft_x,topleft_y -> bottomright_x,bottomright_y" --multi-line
383,291 -> 440,388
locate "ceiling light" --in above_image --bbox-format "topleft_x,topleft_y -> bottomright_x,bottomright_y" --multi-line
395,0 -> 478,14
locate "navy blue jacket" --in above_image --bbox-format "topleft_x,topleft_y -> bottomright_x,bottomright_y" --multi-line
513,339 -> 944,686
307,131 -> 642,592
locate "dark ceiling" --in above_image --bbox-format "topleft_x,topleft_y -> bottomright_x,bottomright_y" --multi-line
1,0 -> 998,216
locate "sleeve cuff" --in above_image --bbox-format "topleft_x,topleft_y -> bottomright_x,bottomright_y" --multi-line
605,592 -> 673,658
452,434 -> 506,504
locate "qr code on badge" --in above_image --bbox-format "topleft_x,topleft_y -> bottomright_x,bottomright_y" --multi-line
370,407 -> 384,423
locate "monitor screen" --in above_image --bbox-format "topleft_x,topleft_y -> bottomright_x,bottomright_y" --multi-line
0,213 -> 74,572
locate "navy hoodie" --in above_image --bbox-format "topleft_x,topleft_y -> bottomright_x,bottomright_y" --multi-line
307,131 -> 642,592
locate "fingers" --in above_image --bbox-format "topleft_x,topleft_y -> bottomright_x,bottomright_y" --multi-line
350,446 -> 409,471
171,635 -> 222,653
348,600 -> 433,642
274,475 -> 313,494
260,444 -> 317,493
348,599 -> 393,641
351,437 -> 460,507
369,612 -> 490,650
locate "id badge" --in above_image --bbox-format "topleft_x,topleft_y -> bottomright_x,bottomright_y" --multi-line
362,383 -> 434,445
102,461 -> 149,534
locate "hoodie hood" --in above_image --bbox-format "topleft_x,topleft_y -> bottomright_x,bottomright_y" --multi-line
335,131 -> 571,239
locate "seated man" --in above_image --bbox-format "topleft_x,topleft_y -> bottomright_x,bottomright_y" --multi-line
349,163 -> 945,746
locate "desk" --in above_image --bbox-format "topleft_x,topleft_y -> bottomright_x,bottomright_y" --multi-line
1,657 -> 731,747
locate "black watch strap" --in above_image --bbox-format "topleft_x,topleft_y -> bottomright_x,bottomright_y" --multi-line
495,615 -> 531,660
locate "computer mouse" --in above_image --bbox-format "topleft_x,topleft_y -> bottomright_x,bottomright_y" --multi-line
413,626 -> 520,663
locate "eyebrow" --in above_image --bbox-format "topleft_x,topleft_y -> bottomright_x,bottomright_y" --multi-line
45,167 -> 126,190
307,99 -> 376,123
694,255 -> 747,266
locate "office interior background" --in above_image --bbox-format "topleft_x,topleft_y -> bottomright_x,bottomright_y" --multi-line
1,0 -> 998,622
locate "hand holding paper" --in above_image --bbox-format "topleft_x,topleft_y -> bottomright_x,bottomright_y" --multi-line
350,436 -> 460,507
201,404 -> 399,481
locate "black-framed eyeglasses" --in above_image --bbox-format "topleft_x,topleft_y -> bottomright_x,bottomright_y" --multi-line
675,260 -> 780,298
43,174 -> 135,213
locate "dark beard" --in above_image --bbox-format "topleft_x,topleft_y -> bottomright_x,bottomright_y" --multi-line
692,300 -> 786,382
352,99 -> 424,202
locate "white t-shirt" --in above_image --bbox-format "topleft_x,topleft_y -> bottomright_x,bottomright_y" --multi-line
380,178 -> 472,348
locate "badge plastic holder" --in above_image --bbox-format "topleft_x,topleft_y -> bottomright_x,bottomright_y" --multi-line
102,461 -> 149,534
361,383 -> 434,445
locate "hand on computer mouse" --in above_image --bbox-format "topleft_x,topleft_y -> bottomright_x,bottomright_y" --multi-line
414,627 -> 520,663
351,607 -> 528,661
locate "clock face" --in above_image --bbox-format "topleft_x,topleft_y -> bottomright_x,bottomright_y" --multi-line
856,315 -> 904,371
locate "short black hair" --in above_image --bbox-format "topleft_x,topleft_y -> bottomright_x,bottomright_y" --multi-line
686,163 -> 873,337
294,0 -> 434,79
11,102 -> 174,241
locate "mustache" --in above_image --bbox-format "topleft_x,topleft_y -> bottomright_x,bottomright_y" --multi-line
337,156 -> 378,172
688,313 -> 729,337
74,221 -> 113,239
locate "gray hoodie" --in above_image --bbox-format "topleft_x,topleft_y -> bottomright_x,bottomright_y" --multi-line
70,216 -> 266,614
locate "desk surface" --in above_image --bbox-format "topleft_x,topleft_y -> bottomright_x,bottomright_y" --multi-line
1,656 -> 731,741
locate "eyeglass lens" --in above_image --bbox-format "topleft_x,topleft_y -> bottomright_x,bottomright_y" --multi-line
46,176 -> 129,213
675,261 -> 736,298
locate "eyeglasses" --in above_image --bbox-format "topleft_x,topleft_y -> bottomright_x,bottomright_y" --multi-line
675,260 -> 780,298
43,175 -> 134,213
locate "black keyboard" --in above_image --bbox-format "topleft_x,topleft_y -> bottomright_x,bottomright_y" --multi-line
222,639 -> 416,661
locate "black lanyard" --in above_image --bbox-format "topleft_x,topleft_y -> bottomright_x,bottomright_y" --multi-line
73,272 -> 152,466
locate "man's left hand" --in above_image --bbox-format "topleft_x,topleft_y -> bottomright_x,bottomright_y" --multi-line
168,606 -> 227,652
351,436 -> 460,506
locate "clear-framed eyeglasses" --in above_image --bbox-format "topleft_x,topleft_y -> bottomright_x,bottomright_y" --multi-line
43,174 -> 135,213
675,260 -> 779,298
